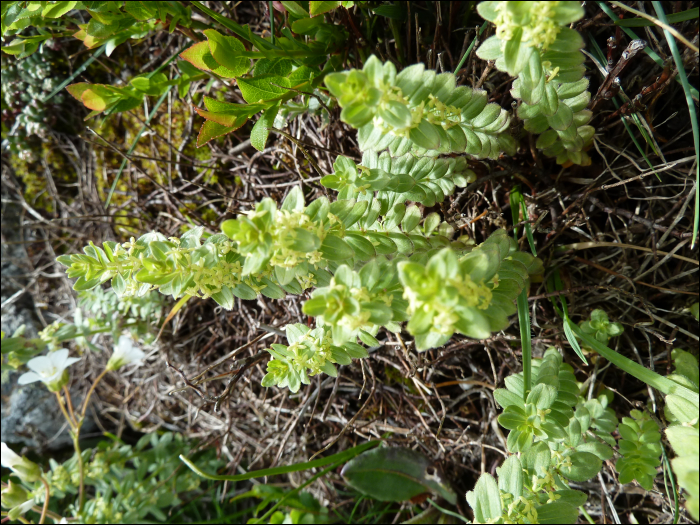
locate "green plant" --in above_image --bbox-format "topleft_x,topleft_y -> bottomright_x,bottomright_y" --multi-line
2,431 -> 226,523
324,55 -> 515,158
1,287 -> 163,370
475,1 -> 594,165
616,409 -> 662,490
664,349 -> 699,520
579,308 -> 624,347
1,1 -> 196,58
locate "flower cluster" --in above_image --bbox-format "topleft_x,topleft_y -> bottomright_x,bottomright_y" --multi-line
303,261 -> 403,346
488,1 -> 581,50
398,230 -> 542,350
262,324 -> 369,393
476,0 -> 593,165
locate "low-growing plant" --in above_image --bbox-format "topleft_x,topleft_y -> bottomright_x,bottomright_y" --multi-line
1,287 -> 163,370
2,1 -> 698,524
1,328 -> 232,523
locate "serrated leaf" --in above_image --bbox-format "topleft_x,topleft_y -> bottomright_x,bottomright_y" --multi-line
196,120 -> 244,148
180,41 -> 239,79
203,29 -> 251,77
43,1 -> 77,18
238,75 -> 291,104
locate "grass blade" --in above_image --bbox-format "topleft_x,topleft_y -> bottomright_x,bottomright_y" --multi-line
104,87 -> 172,208
517,289 -> 532,399
454,21 -> 488,75
180,440 -> 380,481
41,45 -> 105,103
596,1 -> 699,100
568,322 -> 699,404
548,269 -> 588,365
652,1 -> 700,248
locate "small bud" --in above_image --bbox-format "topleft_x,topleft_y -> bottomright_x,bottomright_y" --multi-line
1,479 -> 30,509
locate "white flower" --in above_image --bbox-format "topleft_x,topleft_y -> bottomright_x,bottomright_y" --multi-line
1,442 -> 22,469
17,349 -> 80,392
1,443 -> 41,483
107,335 -> 145,371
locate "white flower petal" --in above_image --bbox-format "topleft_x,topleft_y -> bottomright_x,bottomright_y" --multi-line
50,348 -> 71,366
117,335 -> 133,354
26,355 -> 52,374
63,357 -> 81,368
17,372 -> 42,385
1,442 -> 22,468
18,499 -> 36,515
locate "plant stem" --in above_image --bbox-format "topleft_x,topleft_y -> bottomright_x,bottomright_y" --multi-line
54,392 -> 76,431
62,385 -> 78,427
81,368 -> 108,419
39,477 -> 51,524
579,506 -> 595,524
73,431 -> 85,513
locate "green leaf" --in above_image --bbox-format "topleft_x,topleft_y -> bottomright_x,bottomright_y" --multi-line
522,442 -> 552,477
196,120 -> 242,148
320,236 -> 354,260
526,383 -> 557,410
341,447 -> 456,503
42,1 -> 77,18
466,473 -> 502,523
280,1 -> 309,17
665,394 -> 699,423
494,388 -> 525,410
401,205 -> 421,232
309,1 -> 340,17
250,103 -> 280,151
238,75 -> 291,104
203,29 -> 251,78
503,27 -> 534,76
180,41 -> 240,79
124,1 -> 157,20
536,501 -> 580,524
666,426 -> 699,458
497,455 -> 523,498
614,7 -> 698,26
575,442 -> 613,461
560,451 -> 601,482
281,186 -> 305,212
409,120 -> 441,150
540,83 -> 560,117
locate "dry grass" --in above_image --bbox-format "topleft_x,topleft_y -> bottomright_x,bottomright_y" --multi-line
1,1 -> 698,522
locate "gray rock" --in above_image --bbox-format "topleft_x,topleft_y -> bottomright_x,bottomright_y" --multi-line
1,174 -> 96,450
